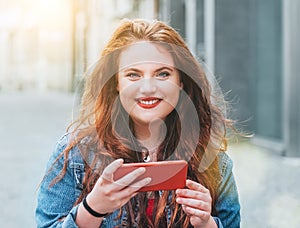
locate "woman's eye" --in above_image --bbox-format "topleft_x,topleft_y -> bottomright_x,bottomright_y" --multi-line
156,71 -> 170,79
126,73 -> 140,80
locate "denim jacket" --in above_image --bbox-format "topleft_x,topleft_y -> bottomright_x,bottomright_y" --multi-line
35,133 -> 240,228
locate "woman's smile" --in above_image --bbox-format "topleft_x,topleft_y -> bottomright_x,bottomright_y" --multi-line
136,97 -> 162,109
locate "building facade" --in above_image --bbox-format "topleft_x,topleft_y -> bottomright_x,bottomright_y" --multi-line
157,0 -> 299,156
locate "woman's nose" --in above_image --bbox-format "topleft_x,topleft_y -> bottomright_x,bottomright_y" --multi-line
139,78 -> 157,94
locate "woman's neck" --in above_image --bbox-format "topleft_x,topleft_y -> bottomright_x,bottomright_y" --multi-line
133,119 -> 166,151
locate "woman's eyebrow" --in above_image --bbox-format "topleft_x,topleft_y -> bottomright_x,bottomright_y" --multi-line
155,66 -> 174,72
122,68 -> 143,73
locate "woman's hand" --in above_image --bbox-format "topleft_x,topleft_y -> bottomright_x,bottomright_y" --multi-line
86,159 -> 151,214
76,159 -> 151,228
176,180 -> 217,228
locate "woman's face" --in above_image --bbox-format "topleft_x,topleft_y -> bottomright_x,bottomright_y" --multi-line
117,42 -> 182,126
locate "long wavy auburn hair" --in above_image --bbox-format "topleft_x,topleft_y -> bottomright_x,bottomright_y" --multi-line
52,19 -> 230,227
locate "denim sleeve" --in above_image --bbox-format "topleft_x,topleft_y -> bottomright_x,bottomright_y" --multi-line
213,152 -> 241,228
35,134 -> 82,228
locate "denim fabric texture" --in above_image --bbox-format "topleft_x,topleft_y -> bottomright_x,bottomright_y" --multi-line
35,133 -> 240,228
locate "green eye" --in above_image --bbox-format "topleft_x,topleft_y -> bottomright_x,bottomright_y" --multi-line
126,73 -> 140,80
157,71 -> 170,79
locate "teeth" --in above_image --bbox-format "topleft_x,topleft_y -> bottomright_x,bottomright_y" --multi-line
139,99 -> 159,105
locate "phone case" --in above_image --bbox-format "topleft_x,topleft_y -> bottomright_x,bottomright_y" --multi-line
113,160 -> 188,192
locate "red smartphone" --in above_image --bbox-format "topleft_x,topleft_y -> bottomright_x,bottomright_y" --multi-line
113,160 -> 188,192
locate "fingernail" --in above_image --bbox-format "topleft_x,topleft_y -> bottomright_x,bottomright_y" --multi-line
145,177 -> 151,183
138,167 -> 146,173
117,158 -> 124,163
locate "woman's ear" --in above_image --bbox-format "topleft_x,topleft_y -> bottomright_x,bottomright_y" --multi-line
180,82 -> 183,90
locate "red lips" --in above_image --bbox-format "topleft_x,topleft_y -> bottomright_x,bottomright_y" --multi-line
137,97 -> 162,109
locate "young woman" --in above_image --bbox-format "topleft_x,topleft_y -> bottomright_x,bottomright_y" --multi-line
36,19 -> 240,228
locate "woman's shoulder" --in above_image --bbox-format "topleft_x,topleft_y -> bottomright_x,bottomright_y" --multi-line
56,132 -> 104,168
51,132 -> 85,166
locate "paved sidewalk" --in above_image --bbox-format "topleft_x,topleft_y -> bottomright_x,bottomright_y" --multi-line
0,91 -> 74,227
0,91 -> 299,227
228,142 -> 300,228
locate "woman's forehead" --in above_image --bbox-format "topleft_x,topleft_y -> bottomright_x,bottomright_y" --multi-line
118,41 -> 175,70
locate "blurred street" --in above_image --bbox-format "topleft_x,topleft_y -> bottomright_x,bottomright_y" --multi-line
0,92 -> 299,227
228,143 -> 300,227
0,91 -> 74,227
